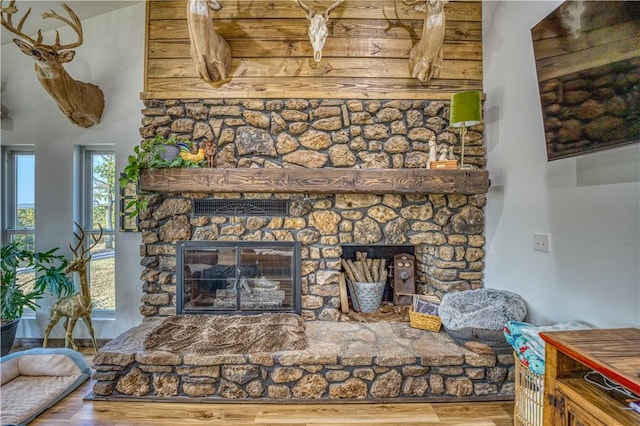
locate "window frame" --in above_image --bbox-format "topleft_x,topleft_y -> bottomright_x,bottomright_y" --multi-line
1,146 -> 36,245
77,145 -> 117,314
2,146 -> 37,318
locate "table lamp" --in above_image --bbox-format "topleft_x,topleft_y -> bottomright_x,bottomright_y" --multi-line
449,91 -> 482,169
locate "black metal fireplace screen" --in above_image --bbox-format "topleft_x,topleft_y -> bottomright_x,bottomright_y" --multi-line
176,241 -> 301,315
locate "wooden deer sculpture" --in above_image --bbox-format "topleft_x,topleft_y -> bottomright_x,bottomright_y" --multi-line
187,0 -> 231,83
43,223 -> 102,353
294,0 -> 344,63
403,0 -> 449,82
0,1 -> 105,128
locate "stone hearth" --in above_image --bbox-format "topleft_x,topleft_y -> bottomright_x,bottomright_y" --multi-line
91,320 -> 514,401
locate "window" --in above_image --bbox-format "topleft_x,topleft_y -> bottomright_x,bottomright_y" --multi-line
78,147 -> 116,311
2,147 -> 36,290
2,147 -> 35,247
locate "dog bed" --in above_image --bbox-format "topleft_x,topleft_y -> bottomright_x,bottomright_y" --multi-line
439,288 -> 527,353
1,348 -> 91,425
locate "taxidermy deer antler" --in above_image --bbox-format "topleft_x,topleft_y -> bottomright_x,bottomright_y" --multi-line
0,1 -> 105,128
187,0 -> 231,83
294,0 -> 344,63
403,0 -> 449,82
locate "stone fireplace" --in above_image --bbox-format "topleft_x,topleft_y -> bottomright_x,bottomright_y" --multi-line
137,98 -> 488,321
90,98 -> 513,402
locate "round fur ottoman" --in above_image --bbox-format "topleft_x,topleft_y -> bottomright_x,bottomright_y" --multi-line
439,288 -> 527,354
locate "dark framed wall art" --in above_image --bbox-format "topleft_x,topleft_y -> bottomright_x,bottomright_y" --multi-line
531,1 -> 640,160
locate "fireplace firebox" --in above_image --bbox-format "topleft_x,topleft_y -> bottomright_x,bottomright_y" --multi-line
341,245 -> 415,303
176,241 -> 301,315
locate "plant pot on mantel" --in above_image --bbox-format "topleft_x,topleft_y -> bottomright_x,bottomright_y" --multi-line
157,144 -> 180,161
1,319 -> 19,356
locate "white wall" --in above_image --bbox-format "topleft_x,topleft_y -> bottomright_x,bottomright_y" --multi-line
1,2 -> 145,339
483,1 -> 640,328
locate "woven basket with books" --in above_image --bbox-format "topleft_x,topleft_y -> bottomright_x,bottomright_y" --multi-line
409,295 -> 442,332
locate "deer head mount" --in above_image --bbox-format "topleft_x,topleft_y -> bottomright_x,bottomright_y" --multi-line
0,1 -> 105,128
403,0 -> 449,82
294,0 -> 344,63
187,0 -> 231,83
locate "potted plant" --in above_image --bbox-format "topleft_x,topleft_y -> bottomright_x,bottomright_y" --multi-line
1,241 -> 74,355
120,135 -> 205,218
120,135 -> 180,184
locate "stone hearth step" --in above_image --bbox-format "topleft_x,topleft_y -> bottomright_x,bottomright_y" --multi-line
90,320 -> 514,402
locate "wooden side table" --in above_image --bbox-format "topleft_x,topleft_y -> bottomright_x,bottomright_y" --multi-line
541,328 -> 640,426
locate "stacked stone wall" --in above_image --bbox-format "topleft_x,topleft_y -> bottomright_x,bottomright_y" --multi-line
94,349 -> 514,400
138,99 -> 487,320
141,98 -> 485,170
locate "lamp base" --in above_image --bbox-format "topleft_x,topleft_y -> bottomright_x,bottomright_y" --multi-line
459,163 -> 474,170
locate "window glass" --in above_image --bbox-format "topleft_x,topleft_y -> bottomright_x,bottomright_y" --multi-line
81,149 -> 116,311
2,148 -> 36,292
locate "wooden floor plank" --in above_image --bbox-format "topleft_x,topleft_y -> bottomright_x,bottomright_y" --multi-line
433,401 -> 513,422
254,403 -> 439,423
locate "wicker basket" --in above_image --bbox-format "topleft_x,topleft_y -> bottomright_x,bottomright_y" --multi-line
409,308 -> 442,332
514,352 -> 544,426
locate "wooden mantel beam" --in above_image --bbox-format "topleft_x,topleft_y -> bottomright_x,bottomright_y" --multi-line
140,168 -> 489,195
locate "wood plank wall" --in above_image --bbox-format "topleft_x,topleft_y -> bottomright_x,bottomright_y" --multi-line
144,0 -> 482,100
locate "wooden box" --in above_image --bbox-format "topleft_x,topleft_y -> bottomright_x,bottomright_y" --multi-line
429,160 -> 458,170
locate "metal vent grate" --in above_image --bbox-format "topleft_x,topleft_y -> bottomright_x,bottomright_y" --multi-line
193,199 -> 289,217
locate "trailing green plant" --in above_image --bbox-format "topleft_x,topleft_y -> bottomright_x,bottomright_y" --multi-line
1,242 -> 74,322
120,134 -> 204,217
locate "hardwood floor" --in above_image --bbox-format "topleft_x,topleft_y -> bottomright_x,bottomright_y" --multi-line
32,382 -> 515,425
8,347 -> 513,425
24,351 -> 515,426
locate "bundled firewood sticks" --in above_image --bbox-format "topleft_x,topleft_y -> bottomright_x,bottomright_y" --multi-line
341,251 -> 388,283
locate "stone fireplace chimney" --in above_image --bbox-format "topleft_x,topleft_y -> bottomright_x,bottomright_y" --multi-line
137,98 -> 488,321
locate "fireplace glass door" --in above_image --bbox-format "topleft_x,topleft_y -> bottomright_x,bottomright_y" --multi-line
177,241 -> 301,315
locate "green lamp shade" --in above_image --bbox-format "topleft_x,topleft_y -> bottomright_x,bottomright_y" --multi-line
449,91 -> 482,128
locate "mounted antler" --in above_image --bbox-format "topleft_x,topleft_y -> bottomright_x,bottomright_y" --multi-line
294,0 -> 344,63
42,3 -> 83,50
69,221 -> 103,264
403,0 -> 449,82
0,1 -> 105,127
187,0 -> 231,83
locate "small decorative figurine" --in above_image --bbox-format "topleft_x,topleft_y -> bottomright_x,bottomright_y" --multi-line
43,222 -> 102,353
438,145 -> 449,161
205,138 -> 216,167
447,146 -> 455,161
426,136 -> 437,168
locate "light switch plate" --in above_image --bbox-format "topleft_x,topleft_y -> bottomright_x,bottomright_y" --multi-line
533,233 -> 550,253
